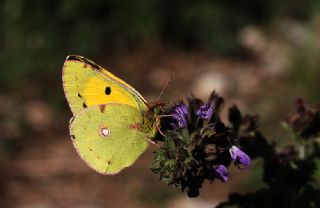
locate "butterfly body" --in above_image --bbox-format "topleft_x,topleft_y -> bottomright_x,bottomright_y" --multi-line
63,55 -> 157,174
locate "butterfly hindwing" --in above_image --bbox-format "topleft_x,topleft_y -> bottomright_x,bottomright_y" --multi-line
62,55 -> 147,115
70,104 -> 149,175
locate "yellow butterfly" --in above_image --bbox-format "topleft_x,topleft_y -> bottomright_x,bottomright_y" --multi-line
63,55 -> 158,174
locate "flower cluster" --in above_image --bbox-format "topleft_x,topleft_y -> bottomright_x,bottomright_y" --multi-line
218,98 -> 320,208
150,91 -> 251,197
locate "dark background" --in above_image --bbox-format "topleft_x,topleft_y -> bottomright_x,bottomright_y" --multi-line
1,0 -> 320,207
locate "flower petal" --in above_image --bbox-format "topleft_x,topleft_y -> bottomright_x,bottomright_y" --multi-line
196,104 -> 214,120
214,165 -> 229,182
171,104 -> 188,128
229,146 -> 251,169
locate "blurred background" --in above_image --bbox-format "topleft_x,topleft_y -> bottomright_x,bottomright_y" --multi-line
1,0 -> 320,207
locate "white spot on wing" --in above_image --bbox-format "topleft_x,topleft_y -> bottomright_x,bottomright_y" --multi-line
99,126 -> 110,138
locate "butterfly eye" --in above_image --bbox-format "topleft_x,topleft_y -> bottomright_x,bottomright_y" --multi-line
99,126 -> 110,137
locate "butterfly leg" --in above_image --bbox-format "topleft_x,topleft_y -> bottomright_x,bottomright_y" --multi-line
145,137 -> 160,148
155,124 -> 166,137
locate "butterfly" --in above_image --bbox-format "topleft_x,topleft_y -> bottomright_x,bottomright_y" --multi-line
62,55 -> 160,175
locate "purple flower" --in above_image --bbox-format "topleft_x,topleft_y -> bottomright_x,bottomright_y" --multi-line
229,146 -> 251,169
214,165 -> 229,182
196,104 -> 214,120
171,104 -> 188,128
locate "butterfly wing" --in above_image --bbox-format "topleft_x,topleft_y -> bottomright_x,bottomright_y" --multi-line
70,104 -> 150,175
62,55 -> 147,115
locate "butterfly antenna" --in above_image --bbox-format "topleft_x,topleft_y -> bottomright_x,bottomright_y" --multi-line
157,72 -> 175,102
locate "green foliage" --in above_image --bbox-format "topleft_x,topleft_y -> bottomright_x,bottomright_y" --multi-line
1,0 -> 319,87
0,0 -> 160,87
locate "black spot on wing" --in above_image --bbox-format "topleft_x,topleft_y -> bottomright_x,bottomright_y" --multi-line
78,93 -> 82,98
105,86 -> 111,95
71,135 -> 76,140
83,103 -> 87,108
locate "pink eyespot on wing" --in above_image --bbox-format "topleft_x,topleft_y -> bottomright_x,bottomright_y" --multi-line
99,126 -> 110,138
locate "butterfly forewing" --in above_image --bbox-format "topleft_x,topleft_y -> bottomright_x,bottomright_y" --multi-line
62,55 -> 147,115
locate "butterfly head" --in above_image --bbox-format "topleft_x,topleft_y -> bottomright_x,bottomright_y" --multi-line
140,102 -> 166,137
